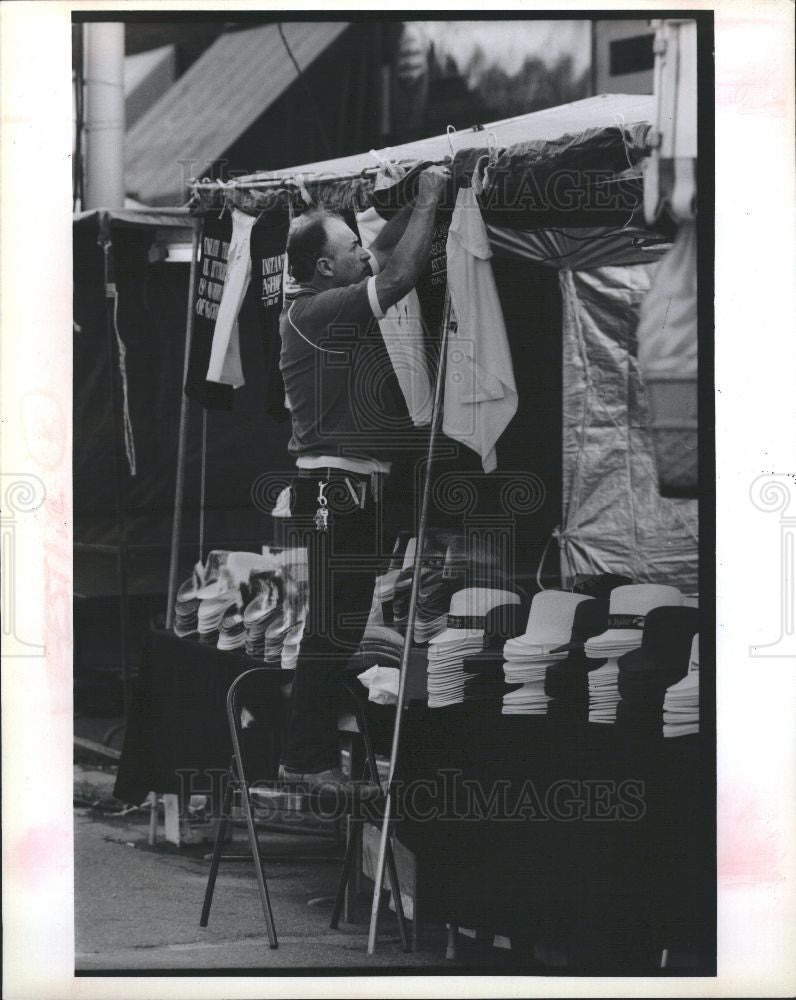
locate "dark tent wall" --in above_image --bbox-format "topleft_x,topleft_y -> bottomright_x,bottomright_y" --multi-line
73,215 -> 292,600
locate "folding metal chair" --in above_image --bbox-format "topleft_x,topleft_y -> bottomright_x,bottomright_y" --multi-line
199,666 -> 409,951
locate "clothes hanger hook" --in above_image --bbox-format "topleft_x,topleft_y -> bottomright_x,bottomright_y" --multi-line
446,124 -> 458,159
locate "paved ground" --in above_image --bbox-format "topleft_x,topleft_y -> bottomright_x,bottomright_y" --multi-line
74,797 -> 460,973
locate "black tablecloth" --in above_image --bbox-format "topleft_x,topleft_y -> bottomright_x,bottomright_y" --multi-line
114,628 -> 292,804
115,630 -> 714,969
389,704 -> 713,970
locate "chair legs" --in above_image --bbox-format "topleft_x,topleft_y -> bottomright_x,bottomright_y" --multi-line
202,671 -> 406,954
199,773 -> 233,927
199,764 -> 278,949
330,819 -> 362,929
239,777 -> 279,948
385,835 -> 410,953
329,819 -> 410,953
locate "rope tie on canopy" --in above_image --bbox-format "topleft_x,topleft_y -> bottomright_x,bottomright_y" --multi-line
472,131 -> 500,197
534,525 -> 564,591
368,148 -> 401,181
101,239 -> 137,477
112,291 -> 137,478
293,173 -> 313,207
613,113 -> 637,171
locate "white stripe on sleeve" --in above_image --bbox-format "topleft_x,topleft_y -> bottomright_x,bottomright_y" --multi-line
367,275 -> 385,320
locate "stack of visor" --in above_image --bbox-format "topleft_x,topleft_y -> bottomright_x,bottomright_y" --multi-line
359,624 -> 405,661
373,535 -> 415,625
263,611 -> 287,664
217,606 -> 247,652
501,591 -> 592,715
197,592 -> 239,643
173,562 -> 204,637
393,537 -> 448,628
243,591 -> 282,658
261,606 -> 308,667
615,606 -> 700,735
586,584 -> 683,724
543,597 -> 609,724
412,537 -> 470,644
663,634 -> 700,737
173,550 -> 232,638
272,547 -> 308,608
280,614 -> 306,669
459,602 -> 529,704
427,588 -> 520,707
191,550 -> 280,646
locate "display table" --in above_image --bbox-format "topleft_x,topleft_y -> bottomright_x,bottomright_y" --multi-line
115,629 -> 712,968
390,703 -> 712,971
114,628 -> 293,807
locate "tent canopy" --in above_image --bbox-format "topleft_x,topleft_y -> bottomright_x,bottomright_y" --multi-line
74,207 -> 192,243
237,92 -> 653,180
190,93 -> 655,219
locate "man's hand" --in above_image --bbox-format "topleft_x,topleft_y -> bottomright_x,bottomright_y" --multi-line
374,163 -> 452,310
417,165 -> 452,204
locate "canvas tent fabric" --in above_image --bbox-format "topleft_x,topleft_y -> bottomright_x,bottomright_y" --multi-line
189,94 -> 655,217
635,220 -> 698,495
485,225 -> 697,593
559,267 -> 698,593
235,94 -> 653,183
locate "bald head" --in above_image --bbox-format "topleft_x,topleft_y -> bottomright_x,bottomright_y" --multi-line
287,208 -> 371,287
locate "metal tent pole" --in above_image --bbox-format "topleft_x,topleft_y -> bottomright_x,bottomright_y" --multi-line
165,218 -> 201,629
367,291 -> 451,955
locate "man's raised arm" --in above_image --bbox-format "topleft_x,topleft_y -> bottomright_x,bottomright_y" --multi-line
373,165 -> 451,313
367,201 -> 414,274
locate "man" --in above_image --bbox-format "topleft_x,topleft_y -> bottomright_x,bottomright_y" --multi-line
277,165 -> 451,787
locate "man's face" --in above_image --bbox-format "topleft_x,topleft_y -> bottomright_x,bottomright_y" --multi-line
320,216 -> 371,286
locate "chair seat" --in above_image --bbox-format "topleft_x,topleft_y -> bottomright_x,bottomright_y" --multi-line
337,711 -> 361,733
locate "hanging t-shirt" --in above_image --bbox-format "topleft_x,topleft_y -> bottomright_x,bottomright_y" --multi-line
444,185 -> 517,473
417,216 -> 451,343
369,162 -> 452,341
355,206 -> 432,427
185,212 -> 234,409
206,208 -> 257,387
244,211 -> 291,422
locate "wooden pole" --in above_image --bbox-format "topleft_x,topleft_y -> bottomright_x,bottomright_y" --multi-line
165,218 -> 200,629
367,291 -> 451,955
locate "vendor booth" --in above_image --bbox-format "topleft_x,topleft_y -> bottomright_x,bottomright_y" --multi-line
182,92 -> 697,595
111,92 -> 709,970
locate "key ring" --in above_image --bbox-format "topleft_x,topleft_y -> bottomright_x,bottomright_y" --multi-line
314,480 -> 330,532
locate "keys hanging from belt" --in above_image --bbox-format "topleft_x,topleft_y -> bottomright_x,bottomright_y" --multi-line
314,480 -> 330,532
